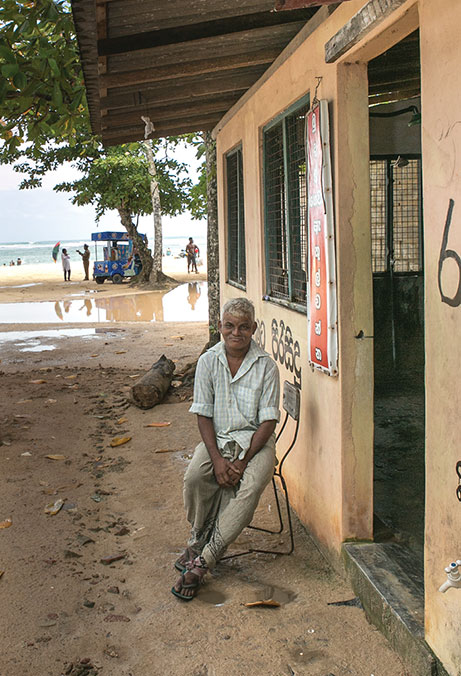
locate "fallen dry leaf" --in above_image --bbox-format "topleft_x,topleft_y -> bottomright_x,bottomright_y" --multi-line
0,519 -> 12,529
16,399 -> 33,404
90,354 -> 99,358
110,436 -> 131,447
0,571 -> 4,578
170,335 -> 184,340
45,454 -> 66,461
65,375 -> 77,380
116,417 -> 128,425
115,350 -> 127,354
29,379 -> 47,384
144,422 -> 171,428
44,499 -> 65,516
128,374 -> 140,379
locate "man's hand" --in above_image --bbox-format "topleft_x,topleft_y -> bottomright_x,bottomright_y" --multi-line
227,458 -> 247,486
212,456 -> 236,487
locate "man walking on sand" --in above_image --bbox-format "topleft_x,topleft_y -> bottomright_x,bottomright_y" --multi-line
76,244 -> 90,281
172,297 -> 280,601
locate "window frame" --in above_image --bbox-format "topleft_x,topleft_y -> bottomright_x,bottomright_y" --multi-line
262,93 -> 310,313
225,144 -> 246,290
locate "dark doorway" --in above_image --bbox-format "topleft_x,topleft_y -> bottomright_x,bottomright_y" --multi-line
368,31 -> 425,563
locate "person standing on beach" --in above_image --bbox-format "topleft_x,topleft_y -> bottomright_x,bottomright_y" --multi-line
61,248 -> 71,281
186,237 -> 199,274
76,244 -> 90,281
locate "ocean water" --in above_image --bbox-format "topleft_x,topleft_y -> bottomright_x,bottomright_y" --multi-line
0,235 -> 207,267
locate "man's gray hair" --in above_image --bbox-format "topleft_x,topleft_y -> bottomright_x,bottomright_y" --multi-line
221,297 -> 255,322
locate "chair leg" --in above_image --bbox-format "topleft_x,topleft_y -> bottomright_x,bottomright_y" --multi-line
221,475 -> 294,560
248,477 -> 284,535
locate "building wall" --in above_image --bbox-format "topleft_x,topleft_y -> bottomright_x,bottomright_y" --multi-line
216,0 -> 461,671
216,0 -> 375,559
419,1 -> 461,673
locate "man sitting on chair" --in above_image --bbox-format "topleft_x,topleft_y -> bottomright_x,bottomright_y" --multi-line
172,298 -> 280,601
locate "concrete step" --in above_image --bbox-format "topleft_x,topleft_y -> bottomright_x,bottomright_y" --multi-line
342,542 -> 449,676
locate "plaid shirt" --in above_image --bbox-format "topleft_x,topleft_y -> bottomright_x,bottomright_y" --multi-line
189,339 -> 280,455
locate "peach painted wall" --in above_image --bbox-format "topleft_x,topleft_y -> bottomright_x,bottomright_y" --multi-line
419,1 -> 461,673
216,1 -> 375,559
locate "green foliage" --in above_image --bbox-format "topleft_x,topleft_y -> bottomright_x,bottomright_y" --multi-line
183,133 -> 208,220
52,142 -> 193,221
0,0 -> 91,154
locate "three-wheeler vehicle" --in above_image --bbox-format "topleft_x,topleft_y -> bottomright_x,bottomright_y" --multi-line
91,231 -> 146,284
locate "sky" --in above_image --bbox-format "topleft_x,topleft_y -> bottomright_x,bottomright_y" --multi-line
0,143 -> 206,244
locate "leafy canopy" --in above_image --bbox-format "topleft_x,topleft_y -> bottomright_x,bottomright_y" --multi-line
0,0 -> 91,154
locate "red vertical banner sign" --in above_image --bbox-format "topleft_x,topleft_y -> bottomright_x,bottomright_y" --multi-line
307,100 -> 338,375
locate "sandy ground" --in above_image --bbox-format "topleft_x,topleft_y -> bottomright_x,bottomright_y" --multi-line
0,264 -> 409,676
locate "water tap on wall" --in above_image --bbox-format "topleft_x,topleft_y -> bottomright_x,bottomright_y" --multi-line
439,560 -> 461,592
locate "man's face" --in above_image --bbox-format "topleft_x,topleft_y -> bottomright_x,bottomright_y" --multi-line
219,312 -> 256,353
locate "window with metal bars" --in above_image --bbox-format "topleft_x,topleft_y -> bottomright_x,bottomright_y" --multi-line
226,146 -> 246,287
370,156 -> 423,274
263,96 -> 309,306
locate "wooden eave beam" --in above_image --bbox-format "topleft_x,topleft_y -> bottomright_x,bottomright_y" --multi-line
98,8 -> 315,56
101,95 -> 241,130
100,47 -> 280,89
368,76 -> 420,94
275,0 -> 343,8
100,69 -> 264,110
368,88 -> 420,105
103,119 -> 220,146
325,0 -> 408,63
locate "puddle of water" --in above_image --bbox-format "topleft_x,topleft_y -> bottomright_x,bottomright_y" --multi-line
197,589 -> 227,606
246,586 -> 296,606
0,282 -> 208,324
0,328 -> 97,343
20,344 -> 56,352
0,282 -> 43,289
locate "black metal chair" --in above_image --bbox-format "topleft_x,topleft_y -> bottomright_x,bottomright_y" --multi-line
222,380 -> 300,560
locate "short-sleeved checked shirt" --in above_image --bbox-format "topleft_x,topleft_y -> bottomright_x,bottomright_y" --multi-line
189,339 -> 280,455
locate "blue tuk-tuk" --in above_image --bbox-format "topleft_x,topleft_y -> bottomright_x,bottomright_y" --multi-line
91,231 -> 146,284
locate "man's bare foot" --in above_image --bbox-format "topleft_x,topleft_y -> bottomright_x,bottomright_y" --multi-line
171,556 -> 208,601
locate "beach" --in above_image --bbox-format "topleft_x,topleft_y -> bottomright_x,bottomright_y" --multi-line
0,259 -> 405,676
0,257 -> 207,305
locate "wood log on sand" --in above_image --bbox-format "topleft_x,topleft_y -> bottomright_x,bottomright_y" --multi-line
130,355 -> 175,409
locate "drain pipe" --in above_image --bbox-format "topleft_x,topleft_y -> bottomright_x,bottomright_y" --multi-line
439,560 -> 461,592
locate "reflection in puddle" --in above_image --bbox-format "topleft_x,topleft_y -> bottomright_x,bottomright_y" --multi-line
0,282 -> 208,323
0,282 -> 43,289
19,344 -> 56,352
0,328 -> 97,343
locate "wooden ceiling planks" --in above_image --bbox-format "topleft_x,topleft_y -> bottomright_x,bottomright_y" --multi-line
106,0 -> 280,37
72,0 -> 420,145
71,0 -> 321,143
98,8 -> 316,56
106,24 -> 301,73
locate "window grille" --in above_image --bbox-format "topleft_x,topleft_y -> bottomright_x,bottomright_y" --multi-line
226,147 -> 246,287
263,98 -> 309,305
370,156 -> 422,274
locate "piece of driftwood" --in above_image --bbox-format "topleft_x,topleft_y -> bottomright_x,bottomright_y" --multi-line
130,355 -> 175,409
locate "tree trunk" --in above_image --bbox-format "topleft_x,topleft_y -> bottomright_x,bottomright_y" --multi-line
117,205 -> 153,283
130,355 -> 176,409
144,139 -> 170,284
205,131 -> 220,346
